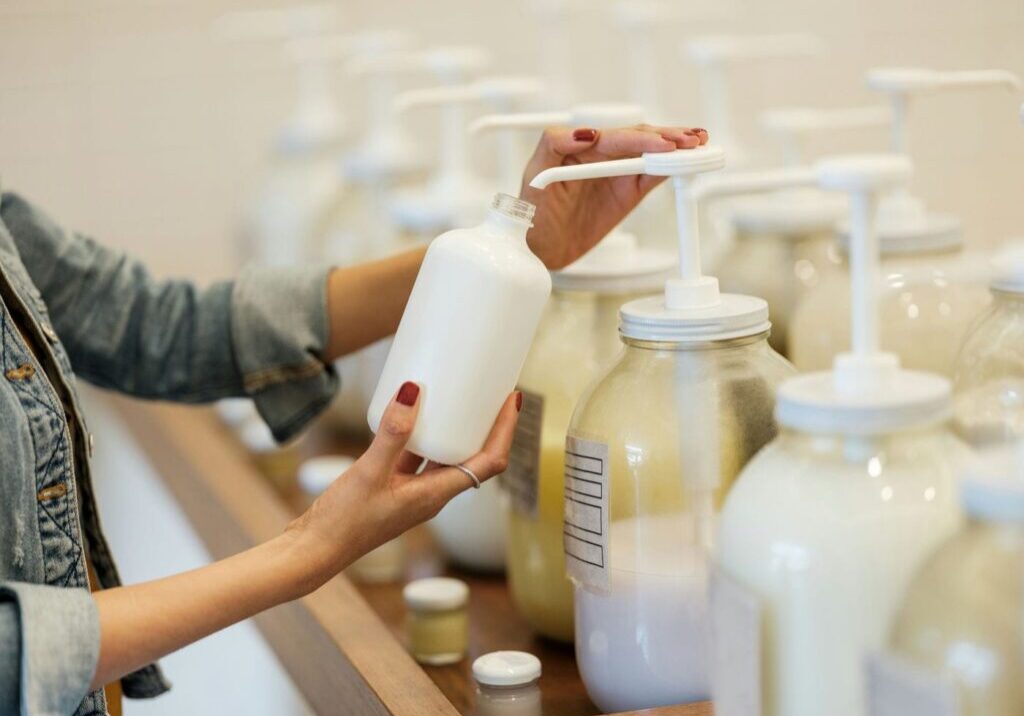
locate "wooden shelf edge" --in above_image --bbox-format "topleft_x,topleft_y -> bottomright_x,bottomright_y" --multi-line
107,396 -> 459,716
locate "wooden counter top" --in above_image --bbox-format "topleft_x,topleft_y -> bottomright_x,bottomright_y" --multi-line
110,396 -> 712,716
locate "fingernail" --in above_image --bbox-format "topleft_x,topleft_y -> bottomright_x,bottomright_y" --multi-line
515,391 -> 524,412
683,130 -> 699,137
692,127 -> 708,136
396,381 -> 420,406
572,128 -> 597,142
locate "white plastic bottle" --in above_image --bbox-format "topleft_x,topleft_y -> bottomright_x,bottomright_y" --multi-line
530,147 -> 795,711
714,155 -> 968,716
788,68 -> 1021,377
368,193 -> 551,465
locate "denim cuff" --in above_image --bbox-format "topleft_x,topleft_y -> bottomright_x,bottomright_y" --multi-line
232,264 -> 339,442
0,583 -> 99,716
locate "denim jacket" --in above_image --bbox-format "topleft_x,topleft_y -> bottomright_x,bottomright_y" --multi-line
0,191 -> 338,715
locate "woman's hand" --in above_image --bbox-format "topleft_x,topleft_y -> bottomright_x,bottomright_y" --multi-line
521,125 -> 709,270
288,382 -> 521,585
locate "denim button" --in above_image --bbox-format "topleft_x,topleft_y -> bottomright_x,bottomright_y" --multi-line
42,323 -> 58,343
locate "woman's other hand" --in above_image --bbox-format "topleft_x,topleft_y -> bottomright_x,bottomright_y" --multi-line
288,382 -> 520,585
521,125 -> 709,270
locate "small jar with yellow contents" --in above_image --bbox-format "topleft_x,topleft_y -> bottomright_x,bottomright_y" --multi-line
403,577 -> 469,665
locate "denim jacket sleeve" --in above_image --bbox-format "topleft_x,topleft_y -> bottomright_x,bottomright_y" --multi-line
0,192 -> 338,441
0,583 -> 99,716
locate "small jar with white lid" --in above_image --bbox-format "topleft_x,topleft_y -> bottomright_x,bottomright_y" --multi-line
403,577 -> 470,665
298,456 -> 405,584
239,417 -> 301,493
472,651 -> 542,716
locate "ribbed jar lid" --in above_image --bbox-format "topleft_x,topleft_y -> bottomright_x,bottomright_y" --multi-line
775,368 -> 952,435
402,577 -> 469,612
619,292 -> 771,343
730,190 -> 846,236
961,444 -> 1024,522
472,651 -> 542,687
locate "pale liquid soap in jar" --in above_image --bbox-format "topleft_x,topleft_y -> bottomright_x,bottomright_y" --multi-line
789,244 -> 991,377
507,292 -> 639,642
718,428 -> 967,716
883,447 -> 1024,716
717,199 -> 841,356
567,332 -> 792,712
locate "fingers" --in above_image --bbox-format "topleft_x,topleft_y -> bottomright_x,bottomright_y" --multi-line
360,381 -> 421,475
408,392 -> 522,508
650,125 -> 708,148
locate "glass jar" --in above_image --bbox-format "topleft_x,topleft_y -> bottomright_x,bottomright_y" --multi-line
403,577 -> 470,665
717,226 -> 835,357
717,426 -> 968,716
567,331 -> 793,713
507,264 -> 669,641
789,245 -> 991,377
472,651 -> 542,716
954,290 -> 1024,446
886,447 -> 1024,716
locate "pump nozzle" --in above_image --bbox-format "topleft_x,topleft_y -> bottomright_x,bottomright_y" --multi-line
684,34 -> 823,162
867,67 -> 1023,155
532,146 -> 727,309
760,106 -> 892,167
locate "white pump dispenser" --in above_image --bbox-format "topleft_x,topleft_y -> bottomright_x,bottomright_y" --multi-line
532,148 -> 797,712
715,154 -> 966,716
865,67 -> 1022,249
684,34 -> 823,166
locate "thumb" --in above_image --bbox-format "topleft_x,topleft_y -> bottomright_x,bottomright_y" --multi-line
361,381 -> 421,475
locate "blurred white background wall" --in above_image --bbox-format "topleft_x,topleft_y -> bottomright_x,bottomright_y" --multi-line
1,0 -> 1021,285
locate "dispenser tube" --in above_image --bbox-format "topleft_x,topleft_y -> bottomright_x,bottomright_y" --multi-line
848,191 -> 880,356
529,156 -> 648,188
673,175 -> 702,282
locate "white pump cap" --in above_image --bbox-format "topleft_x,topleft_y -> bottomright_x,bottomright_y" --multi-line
390,73 -> 543,232
862,67 -> 1023,254
960,443 -> 1024,522
988,240 -> 1024,294
473,651 -> 542,687
532,146 -> 775,342
684,34 -> 823,163
552,232 -> 676,294
775,154 -> 952,435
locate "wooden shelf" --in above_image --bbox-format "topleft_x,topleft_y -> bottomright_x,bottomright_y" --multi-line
109,396 -> 712,716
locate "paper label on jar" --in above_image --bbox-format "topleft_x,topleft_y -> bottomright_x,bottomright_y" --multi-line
562,436 -> 610,590
710,567 -> 762,716
498,388 -> 544,517
867,652 -> 958,716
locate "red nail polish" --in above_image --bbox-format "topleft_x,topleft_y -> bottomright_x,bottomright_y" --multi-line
515,391 -> 524,412
396,381 -> 420,406
683,130 -> 699,137
572,128 -> 597,142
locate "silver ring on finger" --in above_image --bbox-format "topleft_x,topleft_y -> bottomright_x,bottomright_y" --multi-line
455,463 -> 481,489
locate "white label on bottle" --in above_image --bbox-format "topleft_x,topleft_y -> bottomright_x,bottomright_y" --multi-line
499,389 -> 544,516
867,652 -> 958,716
710,567 -> 762,716
562,436 -> 610,590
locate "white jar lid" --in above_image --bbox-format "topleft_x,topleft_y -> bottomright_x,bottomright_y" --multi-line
298,455 -> 355,496
960,444 -> 1024,522
776,368 -> 952,435
730,189 -> 846,236
552,231 -> 676,294
403,577 -> 469,612
836,214 -> 963,256
989,240 -> 1024,293
619,292 -> 771,343
472,651 -> 542,687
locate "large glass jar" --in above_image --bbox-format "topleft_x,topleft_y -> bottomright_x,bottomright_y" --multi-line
567,330 -> 793,712
887,448 -> 1024,716
717,425 -> 968,716
789,245 -> 991,377
507,291 -> 640,643
954,289 -> 1024,447
714,189 -> 847,357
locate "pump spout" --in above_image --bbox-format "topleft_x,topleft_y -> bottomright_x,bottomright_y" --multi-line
529,156 -> 647,189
